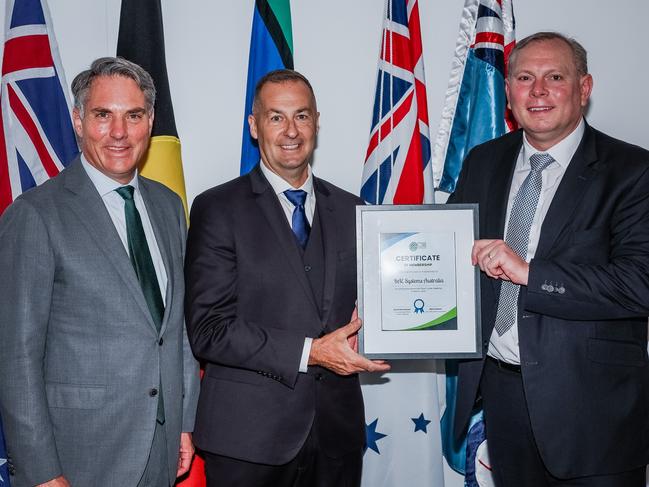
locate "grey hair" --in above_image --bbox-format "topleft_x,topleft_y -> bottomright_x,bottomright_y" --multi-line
508,32 -> 589,77
71,57 -> 156,117
252,69 -> 316,114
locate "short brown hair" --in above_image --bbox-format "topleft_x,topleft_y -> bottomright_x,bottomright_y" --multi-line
251,69 -> 316,114
508,32 -> 588,77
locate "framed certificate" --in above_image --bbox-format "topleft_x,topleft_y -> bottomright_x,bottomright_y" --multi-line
356,204 -> 481,359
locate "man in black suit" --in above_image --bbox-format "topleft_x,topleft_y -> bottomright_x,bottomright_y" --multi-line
185,69 -> 390,487
450,32 -> 649,486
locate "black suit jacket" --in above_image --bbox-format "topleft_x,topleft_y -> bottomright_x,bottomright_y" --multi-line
185,165 -> 365,465
449,124 -> 649,478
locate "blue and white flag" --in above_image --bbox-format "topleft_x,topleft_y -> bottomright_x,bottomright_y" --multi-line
0,0 -> 78,215
432,0 -> 515,195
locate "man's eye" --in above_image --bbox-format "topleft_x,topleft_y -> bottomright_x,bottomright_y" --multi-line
517,75 -> 531,82
296,114 -> 309,121
270,115 -> 282,122
128,113 -> 143,121
95,111 -> 109,119
549,74 -> 563,81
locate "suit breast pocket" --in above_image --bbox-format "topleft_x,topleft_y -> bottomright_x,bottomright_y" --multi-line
46,383 -> 106,409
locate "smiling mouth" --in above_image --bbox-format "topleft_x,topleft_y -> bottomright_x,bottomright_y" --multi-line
528,106 -> 553,112
280,144 -> 300,150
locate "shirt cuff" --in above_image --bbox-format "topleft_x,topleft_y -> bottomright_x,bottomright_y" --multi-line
299,337 -> 313,373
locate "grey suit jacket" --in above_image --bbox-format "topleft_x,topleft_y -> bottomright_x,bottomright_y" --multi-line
0,158 -> 200,486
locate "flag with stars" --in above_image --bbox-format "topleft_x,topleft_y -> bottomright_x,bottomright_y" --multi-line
432,0 -> 516,194
360,2 -> 443,485
361,362 -> 444,486
0,0 -> 78,216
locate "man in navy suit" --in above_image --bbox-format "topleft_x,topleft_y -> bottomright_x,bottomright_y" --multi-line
450,32 -> 649,486
185,69 -> 390,487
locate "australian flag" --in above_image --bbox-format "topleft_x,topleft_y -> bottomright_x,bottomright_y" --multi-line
360,0 -> 434,205
433,0 -> 516,194
0,0 -> 78,215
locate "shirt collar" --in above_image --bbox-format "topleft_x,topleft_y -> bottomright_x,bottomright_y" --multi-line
80,154 -> 139,197
522,117 -> 585,170
259,162 -> 314,197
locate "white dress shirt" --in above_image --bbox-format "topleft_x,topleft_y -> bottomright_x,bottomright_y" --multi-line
259,162 -> 316,372
488,119 -> 585,364
81,155 -> 168,305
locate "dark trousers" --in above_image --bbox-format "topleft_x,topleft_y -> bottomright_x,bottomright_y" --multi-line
203,424 -> 362,487
481,357 -> 646,487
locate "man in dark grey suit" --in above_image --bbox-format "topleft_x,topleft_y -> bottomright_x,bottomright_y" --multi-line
450,33 -> 649,486
185,69 -> 390,487
0,57 -> 199,486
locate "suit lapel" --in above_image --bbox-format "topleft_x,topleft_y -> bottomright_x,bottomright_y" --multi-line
535,125 -> 598,258
313,178 -> 337,325
62,160 -> 158,332
139,177 -> 174,335
249,166 -> 320,314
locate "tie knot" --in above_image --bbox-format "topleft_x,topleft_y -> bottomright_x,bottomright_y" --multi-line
115,185 -> 135,201
529,152 -> 554,172
284,189 -> 307,207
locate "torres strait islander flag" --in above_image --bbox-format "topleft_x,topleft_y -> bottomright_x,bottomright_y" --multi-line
240,0 -> 293,176
360,0 -> 434,205
117,0 -> 189,216
0,0 -> 78,216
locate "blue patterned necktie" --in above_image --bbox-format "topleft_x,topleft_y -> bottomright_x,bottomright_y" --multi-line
284,189 -> 311,249
493,152 -> 554,336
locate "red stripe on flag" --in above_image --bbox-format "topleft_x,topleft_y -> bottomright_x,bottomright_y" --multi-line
407,4 -> 422,61
365,90 -> 414,161
415,79 -> 428,125
2,35 -> 54,75
474,32 -> 504,46
8,84 -> 60,178
393,123 -> 424,204
381,30 -> 414,72
0,115 -> 12,214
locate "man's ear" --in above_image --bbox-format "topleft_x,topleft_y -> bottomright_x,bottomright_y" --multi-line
248,113 -> 258,140
72,108 -> 83,138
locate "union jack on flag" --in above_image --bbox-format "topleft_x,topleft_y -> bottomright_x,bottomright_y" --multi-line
0,0 -> 78,215
360,0 -> 433,205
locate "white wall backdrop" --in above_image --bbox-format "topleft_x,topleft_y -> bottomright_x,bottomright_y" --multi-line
2,0 -> 646,205
2,1 -> 648,485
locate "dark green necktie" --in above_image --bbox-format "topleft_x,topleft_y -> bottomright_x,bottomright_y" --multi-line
116,185 -> 166,424
115,186 -> 164,330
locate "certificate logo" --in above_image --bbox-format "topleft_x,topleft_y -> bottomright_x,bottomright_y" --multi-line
413,299 -> 425,314
409,241 -> 427,252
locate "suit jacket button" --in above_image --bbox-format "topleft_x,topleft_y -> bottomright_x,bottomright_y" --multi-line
304,265 -> 312,272
149,388 -> 158,397
315,373 -> 323,381
158,338 -> 164,346
557,287 -> 565,294
546,284 -> 554,292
